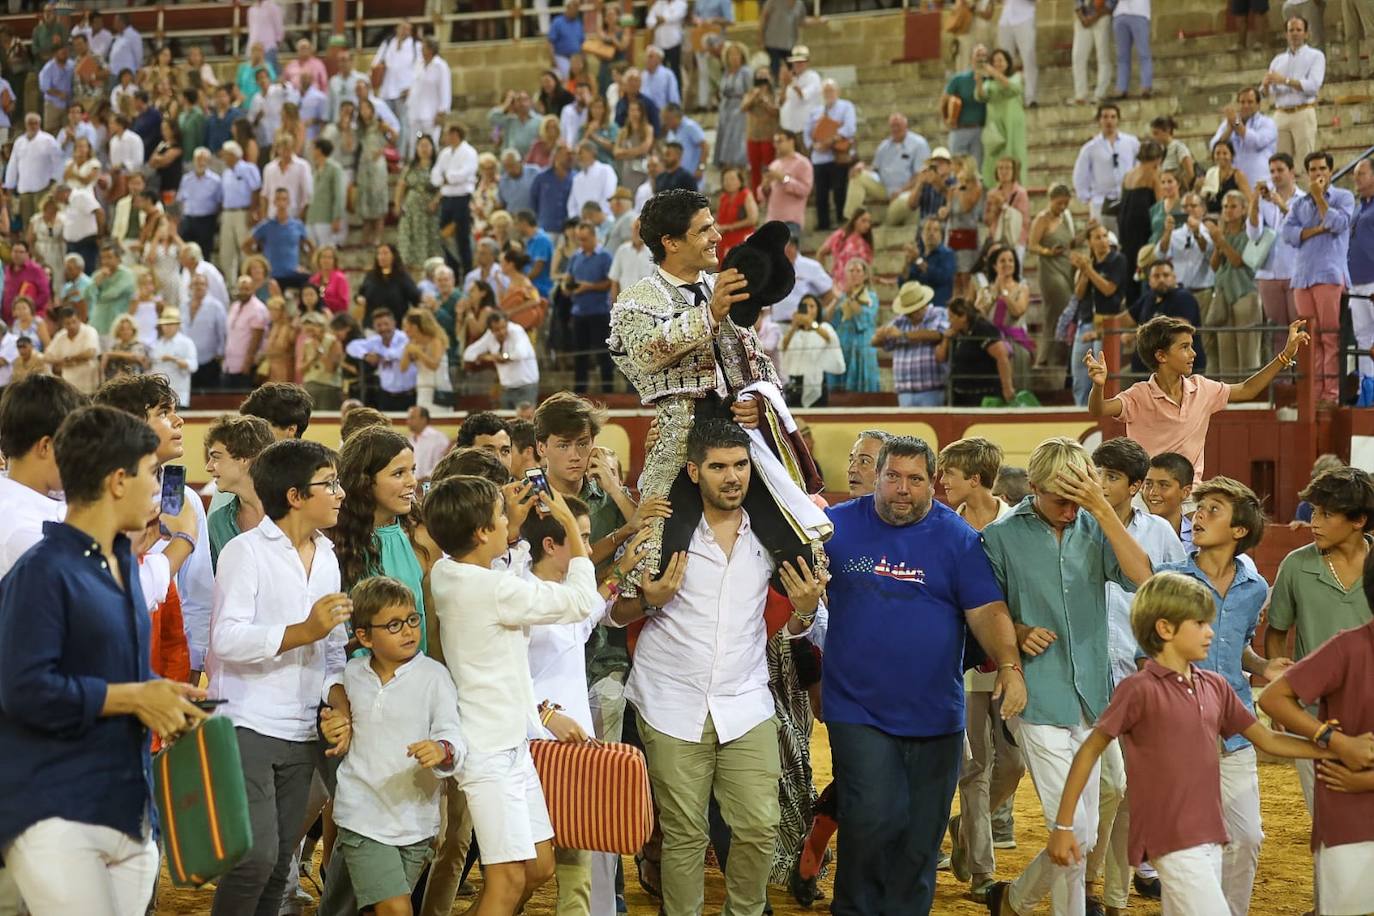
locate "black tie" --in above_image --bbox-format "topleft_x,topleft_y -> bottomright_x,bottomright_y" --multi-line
684,282 -> 708,307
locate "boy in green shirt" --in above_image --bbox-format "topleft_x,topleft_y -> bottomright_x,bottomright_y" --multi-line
205,414 -> 275,570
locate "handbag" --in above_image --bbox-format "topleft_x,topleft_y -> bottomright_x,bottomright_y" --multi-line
581,37 -> 616,61
945,2 -> 973,34
528,740 -> 654,855
1243,228 -> 1276,271
153,715 -> 252,888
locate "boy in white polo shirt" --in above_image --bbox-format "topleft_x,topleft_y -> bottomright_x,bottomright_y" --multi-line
427,475 -> 601,916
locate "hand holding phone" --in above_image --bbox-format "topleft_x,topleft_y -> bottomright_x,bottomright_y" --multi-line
161,465 -> 186,516
524,467 -> 552,498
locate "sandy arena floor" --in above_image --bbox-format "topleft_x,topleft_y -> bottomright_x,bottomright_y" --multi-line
155,723 -> 1317,915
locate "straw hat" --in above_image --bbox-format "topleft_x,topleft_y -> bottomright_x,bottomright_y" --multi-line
892,281 -> 935,316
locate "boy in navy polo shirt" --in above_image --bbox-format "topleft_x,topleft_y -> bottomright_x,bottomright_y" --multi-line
1042,573 -> 1331,916
821,435 -> 1023,915
0,406 -> 208,913
566,220 -> 614,393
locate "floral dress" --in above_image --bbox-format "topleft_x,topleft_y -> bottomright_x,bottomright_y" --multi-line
715,65 -> 751,168
104,339 -> 148,380
398,165 -> 442,268
150,242 -> 182,307
355,124 -> 390,221
827,289 -> 881,393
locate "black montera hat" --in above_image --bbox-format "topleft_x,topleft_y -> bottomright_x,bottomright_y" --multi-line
719,220 -> 795,328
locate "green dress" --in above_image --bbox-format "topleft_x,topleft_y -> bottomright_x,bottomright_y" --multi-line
981,73 -> 1027,189
373,522 -> 429,655
355,125 -> 390,221
397,165 -> 442,269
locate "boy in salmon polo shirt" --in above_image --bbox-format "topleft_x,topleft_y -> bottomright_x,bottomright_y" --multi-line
1038,573 -> 1333,916
1086,315 -> 1308,484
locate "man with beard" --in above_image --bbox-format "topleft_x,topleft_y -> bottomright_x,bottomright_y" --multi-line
820,435 -> 1024,915
617,418 -> 826,916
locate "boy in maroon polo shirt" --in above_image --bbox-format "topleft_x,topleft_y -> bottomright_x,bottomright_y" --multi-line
1035,573 -> 1332,916
1261,614 -> 1374,916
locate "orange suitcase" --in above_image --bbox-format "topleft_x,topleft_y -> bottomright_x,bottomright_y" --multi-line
529,740 -> 654,855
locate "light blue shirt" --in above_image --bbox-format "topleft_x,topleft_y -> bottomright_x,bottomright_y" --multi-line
299,85 -> 329,141
108,25 -> 142,78
1265,43 -> 1325,108
185,296 -> 227,363
693,0 -> 735,20
806,99 -> 857,166
1157,552 -> 1268,752
0,78 -> 12,129
346,329 -> 418,394
641,65 -> 681,111
221,160 -> 263,209
1073,131 -> 1141,206
1156,223 -> 1215,290
666,116 -> 706,176
38,58 -> 74,109
1107,509 -> 1187,687
982,496 -> 1135,727
1210,113 -> 1277,188
176,170 -> 224,217
499,164 -> 541,214
1282,187 -> 1355,289
58,120 -> 98,158
871,130 -> 930,195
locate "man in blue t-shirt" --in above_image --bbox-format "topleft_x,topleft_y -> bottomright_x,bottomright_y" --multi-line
566,221 -> 613,393
516,209 -> 555,300
821,435 -> 1023,916
248,187 -> 312,291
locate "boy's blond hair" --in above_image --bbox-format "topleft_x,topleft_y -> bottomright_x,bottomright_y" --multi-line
1131,572 -> 1216,656
1027,437 -> 1094,494
938,437 -> 1004,489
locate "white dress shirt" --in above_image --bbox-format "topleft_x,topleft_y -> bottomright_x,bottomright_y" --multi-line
560,103 -> 588,150
432,141 -> 478,197
463,263 -> 510,296
773,254 -> 834,324
2,130 -> 63,193
1265,44 -> 1325,108
568,161 -> 618,217
779,68 -> 822,134
1248,189 -> 1305,280
1210,113 -> 1278,187
347,329 -> 419,394
625,511 -> 812,744
149,332 -> 200,406
373,35 -> 419,100
646,0 -> 688,49
107,128 -> 144,174
462,323 -> 539,389
207,516 -> 347,743
1072,131 -> 1141,206
409,55 -> 452,128
0,476 -> 65,579
431,556 -> 599,753
1156,222 -> 1215,289
409,424 -> 451,479
262,154 -> 314,217
333,654 -> 465,845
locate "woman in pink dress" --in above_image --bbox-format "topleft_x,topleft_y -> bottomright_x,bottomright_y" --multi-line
816,208 -> 875,288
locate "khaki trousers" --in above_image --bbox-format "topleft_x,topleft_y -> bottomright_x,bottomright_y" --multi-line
1274,106 -> 1318,167
639,713 -> 781,916
844,170 -> 889,222
217,209 -> 252,284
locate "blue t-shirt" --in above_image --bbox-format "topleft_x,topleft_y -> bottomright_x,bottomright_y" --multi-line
252,217 -> 308,276
525,229 -> 555,299
548,14 -> 584,57
530,167 -> 573,234
568,247 -> 613,317
821,496 -> 1004,738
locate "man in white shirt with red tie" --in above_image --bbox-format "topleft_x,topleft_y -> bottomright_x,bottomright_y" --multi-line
617,418 -> 826,916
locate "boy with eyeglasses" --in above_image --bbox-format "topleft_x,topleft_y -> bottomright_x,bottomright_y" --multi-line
317,576 -> 465,916
207,438 -> 353,916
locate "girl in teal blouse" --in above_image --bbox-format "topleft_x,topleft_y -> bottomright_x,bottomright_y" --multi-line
335,427 -> 434,654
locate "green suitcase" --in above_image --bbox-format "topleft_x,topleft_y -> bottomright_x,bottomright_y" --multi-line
152,715 -> 253,887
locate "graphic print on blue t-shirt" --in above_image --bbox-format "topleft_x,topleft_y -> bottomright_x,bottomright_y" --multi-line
821,496 -> 1004,738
